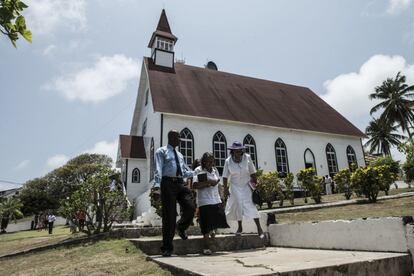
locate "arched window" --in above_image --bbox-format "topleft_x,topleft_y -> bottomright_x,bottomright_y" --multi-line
326,143 -> 338,176
132,168 -> 140,183
243,134 -> 257,168
150,138 -> 155,180
212,131 -> 227,175
179,128 -> 194,166
275,138 -> 289,177
346,146 -> 357,170
304,148 -> 317,173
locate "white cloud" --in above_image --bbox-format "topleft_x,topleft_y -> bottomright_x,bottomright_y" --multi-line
387,0 -> 412,14
322,55 -> 414,161
14,160 -> 30,171
83,140 -> 118,164
46,154 -> 69,170
322,54 -> 414,131
48,55 -> 139,103
25,0 -> 87,35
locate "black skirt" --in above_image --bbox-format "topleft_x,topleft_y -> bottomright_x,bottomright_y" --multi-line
199,203 -> 230,235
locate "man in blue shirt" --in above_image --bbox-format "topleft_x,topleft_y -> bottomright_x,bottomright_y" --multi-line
154,130 -> 195,257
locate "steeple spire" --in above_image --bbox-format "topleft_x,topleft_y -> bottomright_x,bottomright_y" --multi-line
147,9 -> 177,48
148,9 -> 177,69
156,9 -> 172,34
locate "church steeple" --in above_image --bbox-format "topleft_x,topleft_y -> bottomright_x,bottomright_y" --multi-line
148,9 -> 177,69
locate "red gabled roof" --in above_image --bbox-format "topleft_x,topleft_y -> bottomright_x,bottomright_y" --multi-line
119,135 -> 146,159
145,57 -> 365,138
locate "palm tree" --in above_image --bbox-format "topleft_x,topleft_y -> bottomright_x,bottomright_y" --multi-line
365,118 -> 406,156
369,72 -> 414,138
0,197 -> 23,233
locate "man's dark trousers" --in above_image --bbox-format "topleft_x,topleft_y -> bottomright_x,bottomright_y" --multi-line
160,177 -> 195,252
48,222 -> 53,234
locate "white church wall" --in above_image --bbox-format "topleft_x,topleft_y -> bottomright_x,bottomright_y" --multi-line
126,158 -> 151,216
162,114 -> 365,179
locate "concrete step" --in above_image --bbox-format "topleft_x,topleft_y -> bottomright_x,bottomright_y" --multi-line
130,234 -> 267,255
112,225 -> 202,238
148,247 -> 413,276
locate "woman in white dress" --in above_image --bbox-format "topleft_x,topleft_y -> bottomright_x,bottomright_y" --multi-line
223,142 -> 264,238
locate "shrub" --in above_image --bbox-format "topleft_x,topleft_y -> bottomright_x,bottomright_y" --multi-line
283,173 -> 295,205
403,160 -> 414,188
371,156 -> 400,194
351,167 -> 381,202
297,168 -> 322,204
334,169 -> 352,200
257,171 -> 280,209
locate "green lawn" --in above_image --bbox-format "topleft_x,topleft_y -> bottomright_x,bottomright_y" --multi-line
0,225 -> 84,257
0,239 -> 171,276
276,196 -> 414,224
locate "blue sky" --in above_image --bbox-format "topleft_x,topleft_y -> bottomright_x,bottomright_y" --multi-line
1,0 -> 414,187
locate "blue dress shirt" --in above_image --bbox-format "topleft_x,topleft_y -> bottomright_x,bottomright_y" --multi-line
154,144 -> 193,187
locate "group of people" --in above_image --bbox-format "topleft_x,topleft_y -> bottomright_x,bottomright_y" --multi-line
321,175 -> 336,195
31,212 -> 56,234
69,211 -> 86,233
154,130 -> 264,257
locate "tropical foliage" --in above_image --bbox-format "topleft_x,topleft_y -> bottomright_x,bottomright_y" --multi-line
0,197 -> 23,233
365,118 -> 405,155
0,0 -> 31,47
257,171 -> 281,208
283,172 -> 295,205
297,168 -> 322,204
59,165 -> 128,235
370,72 -> 414,138
333,168 -> 352,200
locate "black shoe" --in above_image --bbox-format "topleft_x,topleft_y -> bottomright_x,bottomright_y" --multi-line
162,250 -> 172,257
177,228 -> 188,240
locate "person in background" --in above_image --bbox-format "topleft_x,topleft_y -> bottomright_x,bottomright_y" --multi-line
193,152 -> 229,255
47,213 -> 56,234
154,130 -> 195,257
223,142 -> 264,238
34,214 -> 39,230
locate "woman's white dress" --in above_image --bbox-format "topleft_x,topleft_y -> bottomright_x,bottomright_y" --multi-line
223,154 -> 260,221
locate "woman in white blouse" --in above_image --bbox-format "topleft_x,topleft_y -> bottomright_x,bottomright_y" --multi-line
223,142 -> 264,238
193,152 -> 229,255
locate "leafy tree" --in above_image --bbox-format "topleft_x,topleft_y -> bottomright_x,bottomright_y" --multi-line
369,72 -> 414,138
19,177 -> 59,215
334,168 -> 353,200
365,118 -> 405,155
0,0 -> 31,47
59,165 -> 128,235
19,153 -> 115,216
0,196 -> 23,233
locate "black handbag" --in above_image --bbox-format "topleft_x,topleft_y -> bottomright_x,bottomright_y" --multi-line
252,189 -> 262,205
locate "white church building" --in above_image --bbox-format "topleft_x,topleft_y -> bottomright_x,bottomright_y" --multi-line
116,10 -> 366,216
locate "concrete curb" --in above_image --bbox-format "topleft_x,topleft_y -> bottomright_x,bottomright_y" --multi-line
261,192 -> 414,214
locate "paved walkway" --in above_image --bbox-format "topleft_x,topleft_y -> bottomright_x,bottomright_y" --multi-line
150,247 -> 411,276
261,192 -> 414,214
